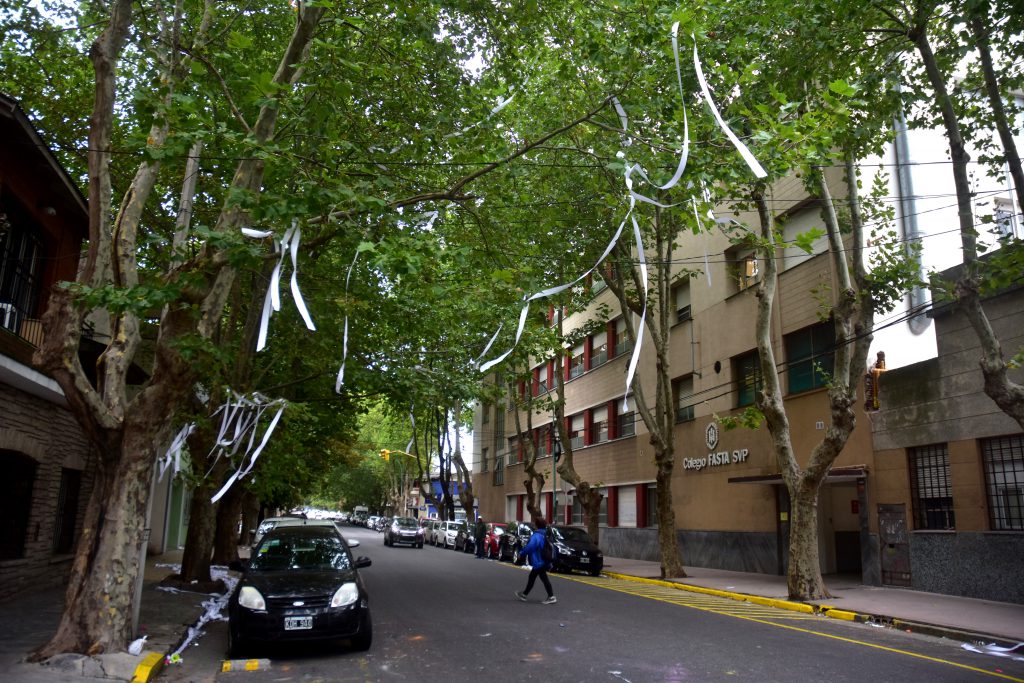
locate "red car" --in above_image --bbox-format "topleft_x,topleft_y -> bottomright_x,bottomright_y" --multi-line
479,522 -> 508,559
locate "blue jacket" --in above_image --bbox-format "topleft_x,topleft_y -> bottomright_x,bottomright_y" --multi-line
523,529 -> 548,569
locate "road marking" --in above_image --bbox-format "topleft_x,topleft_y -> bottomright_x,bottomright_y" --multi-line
553,573 -> 1024,682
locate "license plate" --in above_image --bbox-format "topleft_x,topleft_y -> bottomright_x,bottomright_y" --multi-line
580,557 -> 589,564
284,616 -> 312,630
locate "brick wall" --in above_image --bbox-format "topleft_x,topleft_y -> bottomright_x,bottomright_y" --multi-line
0,382 -> 95,601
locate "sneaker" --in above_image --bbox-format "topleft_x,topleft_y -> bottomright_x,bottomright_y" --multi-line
514,591 -> 528,602
542,595 -> 557,604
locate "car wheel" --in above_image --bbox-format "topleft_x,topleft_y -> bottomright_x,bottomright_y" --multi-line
590,567 -> 602,577
351,613 -> 373,652
417,541 -> 423,548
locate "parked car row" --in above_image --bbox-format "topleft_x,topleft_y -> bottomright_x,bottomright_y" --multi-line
418,517 -> 605,576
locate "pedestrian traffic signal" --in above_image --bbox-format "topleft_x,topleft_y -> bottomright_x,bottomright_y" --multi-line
380,449 -> 390,461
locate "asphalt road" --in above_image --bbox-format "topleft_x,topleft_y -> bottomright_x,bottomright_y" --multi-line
165,526 -> 1024,683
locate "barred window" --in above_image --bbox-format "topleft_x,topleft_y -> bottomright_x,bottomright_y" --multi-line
981,435 -> 1024,531
909,444 -> 955,530
646,484 -> 658,527
493,454 -> 504,486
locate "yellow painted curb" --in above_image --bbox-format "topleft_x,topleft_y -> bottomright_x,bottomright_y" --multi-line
222,658 -> 272,672
823,608 -> 859,621
605,571 -> 815,615
130,652 -> 164,683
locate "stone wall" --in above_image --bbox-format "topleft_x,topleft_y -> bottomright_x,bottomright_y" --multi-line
909,532 -> 1024,604
600,527 -> 779,575
0,383 -> 94,601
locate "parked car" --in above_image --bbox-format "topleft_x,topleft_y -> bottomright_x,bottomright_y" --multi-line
384,517 -> 424,548
428,520 -> 443,546
252,517 -> 339,548
479,522 -> 508,559
502,520 -> 535,563
547,525 -> 603,576
437,520 -> 461,549
453,521 -> 475,553
228,524 -> 373,657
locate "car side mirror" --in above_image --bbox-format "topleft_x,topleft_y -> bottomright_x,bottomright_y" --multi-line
355,556 -> 372,569
347,539 -> 360,548
229,560 -> 247,572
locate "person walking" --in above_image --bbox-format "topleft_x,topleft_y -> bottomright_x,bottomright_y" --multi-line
514,517 -> 556,604
474,517 -> 487,558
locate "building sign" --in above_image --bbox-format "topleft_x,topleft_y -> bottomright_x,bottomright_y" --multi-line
686,422 -> 749,470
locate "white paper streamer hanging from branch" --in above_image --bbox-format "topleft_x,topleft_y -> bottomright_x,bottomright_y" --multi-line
243,220 -> 316,353
158,423 -> 196,480
335,249 -> 361,393
205,391 -> 287,504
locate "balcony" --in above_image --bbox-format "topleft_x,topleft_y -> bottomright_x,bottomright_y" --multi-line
0,310 -> 44,366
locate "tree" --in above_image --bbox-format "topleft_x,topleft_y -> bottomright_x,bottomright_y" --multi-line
17,0 -> 610,656
866,0 -> 1024,429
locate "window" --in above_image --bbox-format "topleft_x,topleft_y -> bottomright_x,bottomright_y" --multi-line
53,468 -> 82,554
535,364 -> 549,395
538,426 -> 552,457
591,330 -> 608,368
481,447 -> 489,473
734,350 -> 761,408
673,281 -> 691,324
618,486 -> 637,527
507,437 -> 519,465
785,322 -> 835,394
493,454 -> 504,486
598,489 -> 608,525
0,198 -> 44,337
572,496 -> 583,525
618,397 -> 635,437
570,414 -> 584,449
993,197 -> 1019,238
0,450 -> 37,560
481,402 -> 489,424
614,317 -> 633,357
909,444 -> 955,530
646,484 -> 658,527
982,435 -> 1024,530
780,205 -> 829,271
726,244 -> 760,292
675,375 -> 695,423
591,406 -> 608,444
569,342 -> 585,378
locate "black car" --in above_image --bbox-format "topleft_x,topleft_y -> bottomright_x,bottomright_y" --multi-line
228,525 -> 373,656
453,521 -> 476,553
502,520 -> 535,563
384,516 -> 424,547
547,525 -> 603,576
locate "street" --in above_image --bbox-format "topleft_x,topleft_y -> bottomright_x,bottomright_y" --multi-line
163,527 -> 1024,683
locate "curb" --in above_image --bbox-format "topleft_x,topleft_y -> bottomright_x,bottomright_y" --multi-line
602,571 -> 1018,647
130,652 -> 165,683
222,658 -> 272,672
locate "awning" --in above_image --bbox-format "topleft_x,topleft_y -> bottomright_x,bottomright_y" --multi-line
728,465 -> 868,485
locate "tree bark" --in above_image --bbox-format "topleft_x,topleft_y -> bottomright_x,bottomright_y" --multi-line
212,483 -> 244,565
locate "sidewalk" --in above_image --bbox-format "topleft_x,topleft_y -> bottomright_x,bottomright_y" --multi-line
602,555 -> 1024,645
0,549 -> 1021,682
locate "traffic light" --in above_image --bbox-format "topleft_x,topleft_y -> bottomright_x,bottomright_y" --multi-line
380,449 -> 390,461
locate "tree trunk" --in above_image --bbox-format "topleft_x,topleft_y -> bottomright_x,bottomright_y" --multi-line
178,483 -> 217,584
240,490 -> 260,547
31,432 -> 155,659
786,481 -> 826,600
212,484 -> 243,565
655,461 -> 684,579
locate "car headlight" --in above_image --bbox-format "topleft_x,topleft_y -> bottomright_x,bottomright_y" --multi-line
238,586 -> 266,611
417,529 -> 424,536
331,582 -> 360,608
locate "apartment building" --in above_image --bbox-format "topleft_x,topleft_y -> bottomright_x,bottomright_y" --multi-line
472,156 -> 1023,602
0,93 -> 96,600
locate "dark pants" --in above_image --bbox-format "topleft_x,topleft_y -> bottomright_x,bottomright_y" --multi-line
524,566 -> 553,597
475,541 -> 485,557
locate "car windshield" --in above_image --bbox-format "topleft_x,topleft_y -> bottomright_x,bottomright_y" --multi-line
552,527 -> 592,544
395,517 -> 417,529
250,533 -> 351,571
